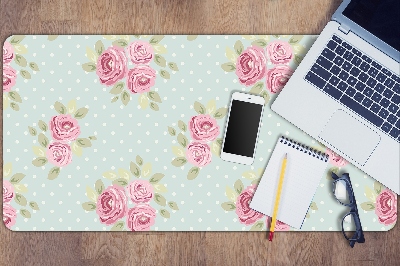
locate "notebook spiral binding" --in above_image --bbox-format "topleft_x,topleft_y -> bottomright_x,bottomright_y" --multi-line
279,136 -> 329,162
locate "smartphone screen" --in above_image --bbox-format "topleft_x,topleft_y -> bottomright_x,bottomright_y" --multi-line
223,100 -> 263,157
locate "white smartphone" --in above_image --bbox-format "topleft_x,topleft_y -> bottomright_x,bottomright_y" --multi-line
221,92 -> 265,165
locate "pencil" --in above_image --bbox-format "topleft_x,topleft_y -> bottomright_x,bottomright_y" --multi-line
269,153 -> 288,241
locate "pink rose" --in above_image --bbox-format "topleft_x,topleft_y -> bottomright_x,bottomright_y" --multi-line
375,189 -> 397,226
265,65 -> 294,94
127,180 -> 154,204
3,203 -> 17,229
236,185 -> 264,225
96,185 -> 128,225
46,142 -> 73,167
235,46 -> 267,86
266,41 -> 293,64
128,41 -> 154,65
275,220 -> 290,231
126,204 -> 156,231
96,46 -> 127,86
126,65 -> 156,94
3,65 -> 17,92
3,42 -> 15,65
189,114 -> 220,142
3,180 -> 14,203
49,114 -> 81,142
325,148 -> 348,167
186,142 -> 212,167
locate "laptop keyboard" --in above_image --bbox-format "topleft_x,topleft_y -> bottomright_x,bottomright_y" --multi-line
304,34 -> 400,142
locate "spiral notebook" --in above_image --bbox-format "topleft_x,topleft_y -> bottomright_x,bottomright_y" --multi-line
250,136 -> 329,229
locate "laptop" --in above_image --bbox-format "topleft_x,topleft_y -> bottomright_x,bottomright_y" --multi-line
272,0 -> 400,194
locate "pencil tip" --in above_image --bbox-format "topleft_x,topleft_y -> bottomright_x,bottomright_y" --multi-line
284,153 -> 287,159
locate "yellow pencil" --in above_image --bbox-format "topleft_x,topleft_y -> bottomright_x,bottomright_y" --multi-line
269,153 -> 288,241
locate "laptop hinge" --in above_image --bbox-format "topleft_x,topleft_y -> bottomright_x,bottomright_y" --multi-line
338,24 -> 350,35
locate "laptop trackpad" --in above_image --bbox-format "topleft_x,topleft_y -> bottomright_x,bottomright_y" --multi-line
318,109 -> 381,165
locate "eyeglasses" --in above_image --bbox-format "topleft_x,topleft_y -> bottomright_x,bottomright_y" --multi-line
331,172 -> 365,248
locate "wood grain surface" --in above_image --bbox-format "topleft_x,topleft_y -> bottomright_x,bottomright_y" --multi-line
1,0 -> 399,265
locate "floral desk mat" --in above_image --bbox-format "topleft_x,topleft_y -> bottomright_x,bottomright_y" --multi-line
2,35 -> 397,232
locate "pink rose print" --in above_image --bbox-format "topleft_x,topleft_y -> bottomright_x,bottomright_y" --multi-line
96,46 -> 127,86
49,114 -> 81,142
3,203 -> 17,229
266,41 -> 293,64
96,185 -> 128,225
235,46 -> 267,86
3,65 -> 17,92
128,41 -> 154,65
3,42 -> 15,65
186,142 -> 212,167
236,185 -> 264,225
3,180 -> 15,203
46,142 -> 73,167
189,114 -> 220,143
265,65 -> 294,94
127,179 -> 154,204
375,189 -> 397,226
274,220 -> 290,231
325,148 -> 348,167
126,65 -> 156,94
126,204 -> 156,231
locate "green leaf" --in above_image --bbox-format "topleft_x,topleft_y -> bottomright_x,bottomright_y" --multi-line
54,101 -> 67,114
249,221 -> 264,231
111,96 -> 119,103
32,157 -> 48,167
154,193 -> 167,206
67,99 -> 77,114
306,212 -> 311,219
136,155 -> 143,166
154,184 -> 168,193
29,62 -> 40,71
213,107 -> 227,119
310,202 -> 318,211
130,162 -> 141,177
139,94 -> 149,109
154,54 -> 166,67
216,138 -> 223,145
149,173 -> 165,184
86,186 -> 98,202
118,168 -> 131,180
74,108 -> 89,119
187,166 -> 200,180
15,54 -> 27,67
38,133 -> 49,148
20,209 -> 31,218
14,184 -> 28,193
149,35 -> 165,44
112,39 -> 128,47
10,173 -> 25,184
47,35 -> 58,41
110,221 -> 125,231
112,178 -> 129,187
160,70 -> 170,79
147,91 -> 162,103
110,82 -> 124,95
360,202 -> 375,211
211,142 -> 221,157
76,138 -> 92,148
172,146 -> 185,157
249,82 -> 264,95
374,181 -> 383,195
86,47 -> 98,62
48,167 -> 60,180
10,35 -> 25,44
225,186 -> 237,202
272,35 -> 280,38
82,62 -> 97,72
171,157 -> 187,167
221,201 -> 236,211
95,179 -> 105,195
121,90 -> 130,106
28,126 -> 37,136
71,141 -> 83,157
289,35 -> 304,44
150,102 -> 159,111
225,47 -> 237,63
102,171 -> 118,180
32,146 -> 45,158
242,171 -> 257,180
168,201 -> 179,211
326,167 -> 339,180
260,91 -> 270,105
160,209 -> 170,218
168,126 -> 176,136
294,54 -> 303,65
234,40 -> 244,55
14,193 -> 27,206
20,70 -> 31,79
234,179 -> 244,195
251,39 -> 268,47
8,91 -> 22,103
177,133 -> 188,147
38,120 -> 47,131
221,62 -> 236,72
194,101 -> 206,114
152,44 -> 167,54
178,120 -> 187,132
365,186 -> 377,202
95,40 -> 105,55
168,62 -> 179,71
29,201 -> 40,211
82,202 -> 97,211
13,44 -> 27,54
187,35 -> 198,41
206,99 -> 216,115
142,162 -> 152,177
10,102 -> 19,111
3,162 -> 12,178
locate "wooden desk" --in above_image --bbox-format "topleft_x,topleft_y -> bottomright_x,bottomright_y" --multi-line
1,0 -> 398,265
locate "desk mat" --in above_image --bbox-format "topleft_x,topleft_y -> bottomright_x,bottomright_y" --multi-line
3,35 -> 397,231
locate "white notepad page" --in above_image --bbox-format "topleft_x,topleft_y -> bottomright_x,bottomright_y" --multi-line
250,137 -> 329,229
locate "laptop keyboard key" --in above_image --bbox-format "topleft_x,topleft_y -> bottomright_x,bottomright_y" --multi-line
381,68 -> 391,76
322,48 -> 335,60
360,62 -> 370,72
333,56 -> 344,66
383,89 -> 394,99
332,35 -> 342,43
374,83 -> 385,93
346,88 -> 356,97
368,67 -> 379,78
337,81 -> 348,92
339,71 -> 349,81
312,64 -> 331,80
372,61 -> 382,70
342,41 -> 352,50
330,76 -> 340,86
351,56 -> 362,65
384,78 -> 395,88
377,73 -> 387,83
335,46 -> 346,56
363,87 -> 374,97
317,56 -> 333,70
393,84 -> 400,94
343,51 -> 354,61
388,104 -> 399,114
362,55 -> 372,63
347,76 -> 357,86
305,72 -> 325,89
354,92 -> 364,103
389,128 -> 400,139
327,40 -> 338,50
391,94 -> 399,104
366,78 -> 377,88
323,84 -> 342,100
381,123 -> 392,133
378,109 -> 389,119
350,67 -> 361,77
342,62 -> 352,72
352,48 -> 361,57
355,81 -> 365,91
359,73 -> 369,82
380,98 -> 390,108
387,114 -> 397,125
371,103 -> 381,113
362,98 -> 373,108
340,95 -> 384,127
396,119 -> 400,129
372,93 -> 382,102
331,65 -> 341,75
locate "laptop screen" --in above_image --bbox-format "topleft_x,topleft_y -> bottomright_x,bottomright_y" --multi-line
343,0 -> 400,52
